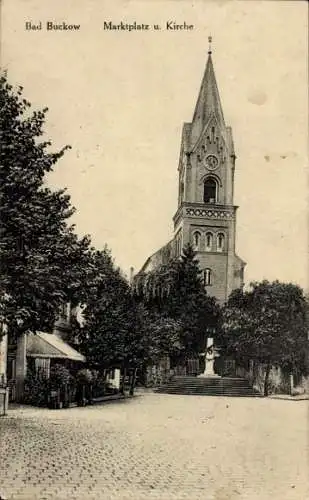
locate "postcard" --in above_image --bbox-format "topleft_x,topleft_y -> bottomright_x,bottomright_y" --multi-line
0,1 -> 308,499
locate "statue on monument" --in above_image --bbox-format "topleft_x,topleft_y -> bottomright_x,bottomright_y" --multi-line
199,337 -> 220,378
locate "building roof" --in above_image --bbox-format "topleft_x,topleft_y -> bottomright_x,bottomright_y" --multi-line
138,239 -> 175,274
190,53 -> 226,148
235,254 -> 247,268
27,332 -> 86,362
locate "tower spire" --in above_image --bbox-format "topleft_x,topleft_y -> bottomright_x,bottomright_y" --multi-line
190,38 -> 225,146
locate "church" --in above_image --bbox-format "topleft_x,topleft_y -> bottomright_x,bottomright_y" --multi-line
139,41 -> 245,304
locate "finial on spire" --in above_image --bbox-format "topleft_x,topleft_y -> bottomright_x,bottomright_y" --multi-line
208,35 -> 212,55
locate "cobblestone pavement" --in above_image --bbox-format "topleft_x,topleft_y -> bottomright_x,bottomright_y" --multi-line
0,394 -> 308,500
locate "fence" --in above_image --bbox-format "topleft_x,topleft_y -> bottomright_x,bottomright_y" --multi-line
169,358 -> 200,377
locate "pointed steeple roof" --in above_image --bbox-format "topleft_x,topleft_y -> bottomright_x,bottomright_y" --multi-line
190,50 -> 225,147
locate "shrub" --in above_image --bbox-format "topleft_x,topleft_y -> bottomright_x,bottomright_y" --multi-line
49,364 -> 73,389
92,376 -> 108,398
23,369 -> 49,406
76,368 -> 93,384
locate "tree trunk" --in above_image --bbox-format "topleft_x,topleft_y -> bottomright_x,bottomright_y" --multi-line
264,362 -> 271,396
120,366 -> 126,395
129,367 -> 138,396
82,384 -> 86,406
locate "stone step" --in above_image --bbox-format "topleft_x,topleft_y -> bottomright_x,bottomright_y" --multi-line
173,376 -> 249,382
157,380 -> 253,388
156,385 -> 256,391
155,389 -> 260,397
167,380 -> 252,387
156,392 -> 261,397
154,376 -> 261,397
157,385 -> 256,390
156,385 -> 255,391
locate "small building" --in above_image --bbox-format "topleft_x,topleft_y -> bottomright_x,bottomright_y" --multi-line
7,303 -> 86,402
26,331 -> 86,377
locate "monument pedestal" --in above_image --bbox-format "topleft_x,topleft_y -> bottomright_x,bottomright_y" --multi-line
198,362 -> 221,378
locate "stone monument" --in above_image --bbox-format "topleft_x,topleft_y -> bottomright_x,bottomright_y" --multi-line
198,337 -> 220,378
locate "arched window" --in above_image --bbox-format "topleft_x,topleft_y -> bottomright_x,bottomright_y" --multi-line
193,231 -> 201,250
203,268 -> 212,286
217,233 -> 225,252
204,178 -> 217,203
205,232 -> 213,252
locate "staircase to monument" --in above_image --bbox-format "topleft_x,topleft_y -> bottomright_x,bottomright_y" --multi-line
154,376 -> 262,397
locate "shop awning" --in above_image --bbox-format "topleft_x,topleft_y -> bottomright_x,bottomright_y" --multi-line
27,332 -> 86,362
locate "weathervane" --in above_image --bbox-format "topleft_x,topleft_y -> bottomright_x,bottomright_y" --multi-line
208,35 -> 212,55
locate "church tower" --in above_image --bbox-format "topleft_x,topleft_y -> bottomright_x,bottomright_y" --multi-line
173,39 -> 245,303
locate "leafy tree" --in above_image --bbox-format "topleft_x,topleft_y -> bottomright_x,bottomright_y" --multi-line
0,75 -> 92,340
76,249 -> 133,367
165,245 -> 219,353
73,248 -> 182,394
138,313 -> 182,364
220,281 -> 309,395
134,244 -> 220,357
121,306 -> 182,394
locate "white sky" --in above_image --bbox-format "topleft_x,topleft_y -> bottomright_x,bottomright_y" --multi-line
2,0 -> 308,289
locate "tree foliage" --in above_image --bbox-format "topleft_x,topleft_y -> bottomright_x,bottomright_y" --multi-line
0,75 -> 92,339
76,249 -> 135,367
220,281 -> 309,390
72,249 -> 181,372
134,244 -> 220,355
